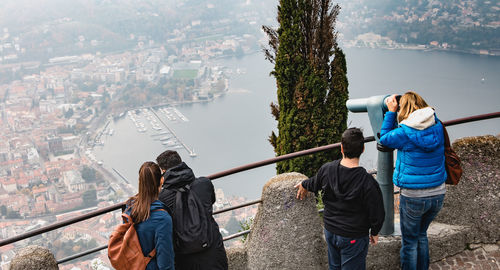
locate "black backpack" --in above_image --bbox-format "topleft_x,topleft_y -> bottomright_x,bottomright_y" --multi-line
171,181 -> 212,254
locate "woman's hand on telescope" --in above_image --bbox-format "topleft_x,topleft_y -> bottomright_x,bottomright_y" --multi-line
386,94 -> 399,112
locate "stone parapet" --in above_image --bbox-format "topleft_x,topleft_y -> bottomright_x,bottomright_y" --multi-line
435,135 -> 500,243
228,172 -> 328,270
227,135 -> 500,269
363,222 -> 470,269
9,245 -> 58,270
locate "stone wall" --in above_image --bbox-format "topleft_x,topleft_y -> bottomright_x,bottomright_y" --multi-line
228,172 -> 328,270
435,135 -> 500,243
9,245 -> 58,270
227,135 -> 500,269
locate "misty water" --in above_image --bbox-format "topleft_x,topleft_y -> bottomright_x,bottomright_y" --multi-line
93,48 -> 500,200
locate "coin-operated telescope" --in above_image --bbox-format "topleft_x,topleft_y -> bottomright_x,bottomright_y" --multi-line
346,95 -> 397,235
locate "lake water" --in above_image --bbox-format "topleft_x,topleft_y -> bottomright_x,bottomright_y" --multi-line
93,48 -> 500,200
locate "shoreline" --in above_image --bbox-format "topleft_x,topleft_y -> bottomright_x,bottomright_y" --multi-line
342,43 -> 500,57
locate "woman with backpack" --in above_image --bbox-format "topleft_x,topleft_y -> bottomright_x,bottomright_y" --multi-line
380,91 -> 446,270
124,161 -> 175,270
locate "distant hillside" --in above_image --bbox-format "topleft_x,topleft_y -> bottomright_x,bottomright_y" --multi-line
0,0 -> 257,60
337,0 -> 500,52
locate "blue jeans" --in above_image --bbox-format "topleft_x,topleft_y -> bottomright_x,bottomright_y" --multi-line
400,194 -> 444,270
324,229 -> 369,270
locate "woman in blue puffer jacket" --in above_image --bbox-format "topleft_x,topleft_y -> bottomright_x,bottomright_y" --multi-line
380,91 -> 446,270
125,162 -> 175,270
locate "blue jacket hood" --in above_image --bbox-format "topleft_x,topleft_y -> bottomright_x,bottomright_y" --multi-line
400,122 -> 442,152
399,107 -> 442,152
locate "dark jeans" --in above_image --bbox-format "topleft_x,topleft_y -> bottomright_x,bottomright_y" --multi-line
400,194 -> 444,270
324,229 -> 369,270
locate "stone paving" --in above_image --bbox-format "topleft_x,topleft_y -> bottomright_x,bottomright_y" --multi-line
430,244 -> 500,270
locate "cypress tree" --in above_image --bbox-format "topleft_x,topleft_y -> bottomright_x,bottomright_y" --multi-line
263,0 -> 348,177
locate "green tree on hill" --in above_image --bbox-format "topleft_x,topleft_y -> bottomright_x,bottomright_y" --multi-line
263,0 -> 348,177
81,166 -> 97,182
82,188 -> 98,207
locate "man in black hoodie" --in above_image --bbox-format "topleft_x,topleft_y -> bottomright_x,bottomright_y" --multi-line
156,150 -> 228,270
295,128 -> 385,270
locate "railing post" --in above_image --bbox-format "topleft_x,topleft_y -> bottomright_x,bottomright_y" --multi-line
346,95 -> 394,235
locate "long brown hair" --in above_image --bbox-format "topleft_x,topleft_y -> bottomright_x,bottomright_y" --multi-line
127,162 -> 162,223
397,91 -> 429,123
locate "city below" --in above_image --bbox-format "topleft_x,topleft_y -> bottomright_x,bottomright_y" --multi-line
0,0 -> 498,268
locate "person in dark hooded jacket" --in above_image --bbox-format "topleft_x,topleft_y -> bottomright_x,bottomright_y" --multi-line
156,150 -> 228,270
295,128 -> 385,270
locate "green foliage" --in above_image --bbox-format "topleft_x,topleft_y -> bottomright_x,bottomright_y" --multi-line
57,126 -> 75,134
347,1 -> 499,52
82,188 -> 98,207
81,166 -> 97,182
51,237 -> 100,260
263,0 -> 348,177
239,217 -> 254,243
0,205 -> 7,216
6,209 -> 21,219
316,191 -> 324,218
173,70 -> 198,79
64,108 -> 74,119
225,215 -> 242,234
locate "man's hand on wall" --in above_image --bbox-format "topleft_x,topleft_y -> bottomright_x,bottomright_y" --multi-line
294,182 -> 309,200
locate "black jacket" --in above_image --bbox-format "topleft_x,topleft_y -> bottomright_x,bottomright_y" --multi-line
158,162 -> 228,270
302,160 -> 385,238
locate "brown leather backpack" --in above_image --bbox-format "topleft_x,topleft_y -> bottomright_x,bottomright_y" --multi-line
442,123 -> 463,185
108,210 -> 165,270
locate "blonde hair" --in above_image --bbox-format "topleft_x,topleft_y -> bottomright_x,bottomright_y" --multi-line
397,91 -> 429,123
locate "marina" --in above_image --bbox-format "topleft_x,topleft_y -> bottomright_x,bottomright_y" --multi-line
122,106 -> 196,157
127,110 -> 147,133
150,107 -> 197,157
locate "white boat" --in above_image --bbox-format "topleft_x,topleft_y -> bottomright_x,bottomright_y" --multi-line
162,140 -> 175,145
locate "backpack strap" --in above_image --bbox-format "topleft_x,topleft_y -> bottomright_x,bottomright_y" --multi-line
177,183 -> 191,193
170,183 -> 193,215
121,213 -> 133,224
440,121 -> 451,148
147,248 -> 156,258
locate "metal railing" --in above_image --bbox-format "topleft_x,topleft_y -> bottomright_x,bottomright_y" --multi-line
1,111 -> 498,264
56,200 -> 264,265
